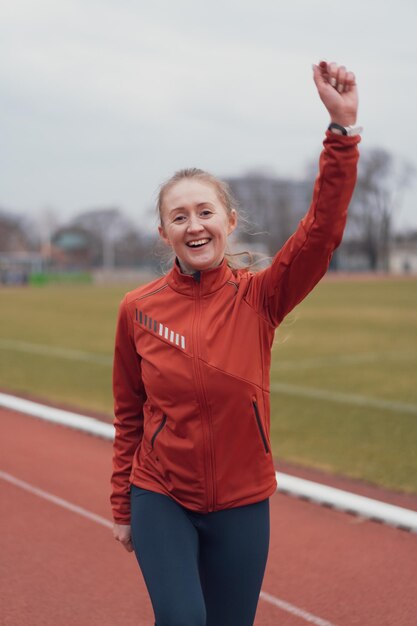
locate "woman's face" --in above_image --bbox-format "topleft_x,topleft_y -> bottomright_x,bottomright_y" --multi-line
158,179 -> 237,274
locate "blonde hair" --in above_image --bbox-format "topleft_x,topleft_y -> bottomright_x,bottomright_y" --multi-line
157,168 -> 266,272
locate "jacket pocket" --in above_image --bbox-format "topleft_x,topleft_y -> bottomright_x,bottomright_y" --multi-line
150,414 -> 167,450
252,399 -> 269,454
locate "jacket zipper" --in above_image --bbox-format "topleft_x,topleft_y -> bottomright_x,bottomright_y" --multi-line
252,399 -> 270,454
192,283 -> 216,512
151,414 -> 167,450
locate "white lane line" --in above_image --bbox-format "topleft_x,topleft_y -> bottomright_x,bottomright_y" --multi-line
277,474 -> 417,533
0,339 -> 112,366
260,591 -> 336,626
0,392 -> 113,438
0,470 -> 112,528
0,469 -> 336,626
1,392 -> 417,532
271,349 -> 417,371
271,382 -> 417,415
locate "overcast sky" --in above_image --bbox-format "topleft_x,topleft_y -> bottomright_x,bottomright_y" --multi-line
1,0 -> 416,234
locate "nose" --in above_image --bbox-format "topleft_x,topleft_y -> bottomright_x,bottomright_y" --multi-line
186,214 -> 205,234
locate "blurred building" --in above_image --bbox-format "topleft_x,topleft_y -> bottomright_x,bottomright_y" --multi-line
50,226 -> 101,269
0,210 -> 42,284
389,231 -> 417,274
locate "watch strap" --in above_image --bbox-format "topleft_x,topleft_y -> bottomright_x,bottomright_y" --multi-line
328,122 -> 347,135
328,122 -> 363,136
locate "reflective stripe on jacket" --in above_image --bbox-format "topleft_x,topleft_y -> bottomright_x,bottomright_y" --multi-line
111,131 -> 360,523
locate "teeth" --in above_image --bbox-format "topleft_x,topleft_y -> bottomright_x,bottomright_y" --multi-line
187,239 -> 210,247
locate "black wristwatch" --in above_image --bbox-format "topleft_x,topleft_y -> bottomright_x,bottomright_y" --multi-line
328,122 -> 363,136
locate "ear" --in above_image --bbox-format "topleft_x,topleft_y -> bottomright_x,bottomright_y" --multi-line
227,209 -> 238,236
158,224 -> 171,246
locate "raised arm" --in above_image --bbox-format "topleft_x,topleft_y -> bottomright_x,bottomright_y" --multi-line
244,61 -> 361,327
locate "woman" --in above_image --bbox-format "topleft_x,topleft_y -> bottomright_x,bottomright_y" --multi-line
111,60 -> 361,626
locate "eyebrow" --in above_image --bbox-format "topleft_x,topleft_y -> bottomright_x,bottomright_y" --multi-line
168,202 -> 214,216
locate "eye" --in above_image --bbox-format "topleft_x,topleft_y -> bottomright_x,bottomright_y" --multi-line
200,209 -> 213,217
173,215 -> 186,223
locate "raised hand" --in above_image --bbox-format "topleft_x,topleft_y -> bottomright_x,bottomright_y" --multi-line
312,60 -> 358,127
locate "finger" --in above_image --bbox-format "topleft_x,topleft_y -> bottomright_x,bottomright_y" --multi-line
312,64 -> 323,90
312,64 -> 325,87
336,65 -> 347,93
343,71 -> 356,92
123,540 -> 134,553
318,60 -> 329,75
313,61 -> 333,91
327,62 -> 338,88
318,60 -> 331,83
347,70 -> 356,84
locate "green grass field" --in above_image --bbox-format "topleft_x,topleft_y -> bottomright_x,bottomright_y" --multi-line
1,277 -> 416,494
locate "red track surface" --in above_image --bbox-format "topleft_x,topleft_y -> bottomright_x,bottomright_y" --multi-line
1,408 -> 417,626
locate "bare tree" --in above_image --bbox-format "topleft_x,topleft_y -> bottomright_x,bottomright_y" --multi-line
115,231 -> 159,267
72,207 -> 136,269
0,210 -> 34,252
226,172 -> 310,256
350,148 -> 416,270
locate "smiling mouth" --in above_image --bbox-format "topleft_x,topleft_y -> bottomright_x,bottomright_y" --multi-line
186,238 -> 211,248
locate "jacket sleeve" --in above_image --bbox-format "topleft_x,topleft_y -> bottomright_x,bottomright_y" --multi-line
244,131 -> 360,327
110,294 -> 146,524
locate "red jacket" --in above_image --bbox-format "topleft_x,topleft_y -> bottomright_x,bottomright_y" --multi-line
111,131 -> 360,523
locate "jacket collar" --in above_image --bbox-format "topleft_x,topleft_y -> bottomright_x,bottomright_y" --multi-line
166,256 -> 234,296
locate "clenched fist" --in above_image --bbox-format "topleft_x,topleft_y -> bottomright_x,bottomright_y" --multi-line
312,60 -> 358,127
113,522 -> 134,553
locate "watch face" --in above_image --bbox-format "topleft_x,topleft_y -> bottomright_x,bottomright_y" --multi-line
346,125 -> 363,136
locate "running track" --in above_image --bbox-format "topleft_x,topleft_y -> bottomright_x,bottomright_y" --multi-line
1,407 -> 417,626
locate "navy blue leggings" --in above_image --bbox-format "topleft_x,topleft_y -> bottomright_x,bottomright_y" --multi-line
130,484 -> 270,626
